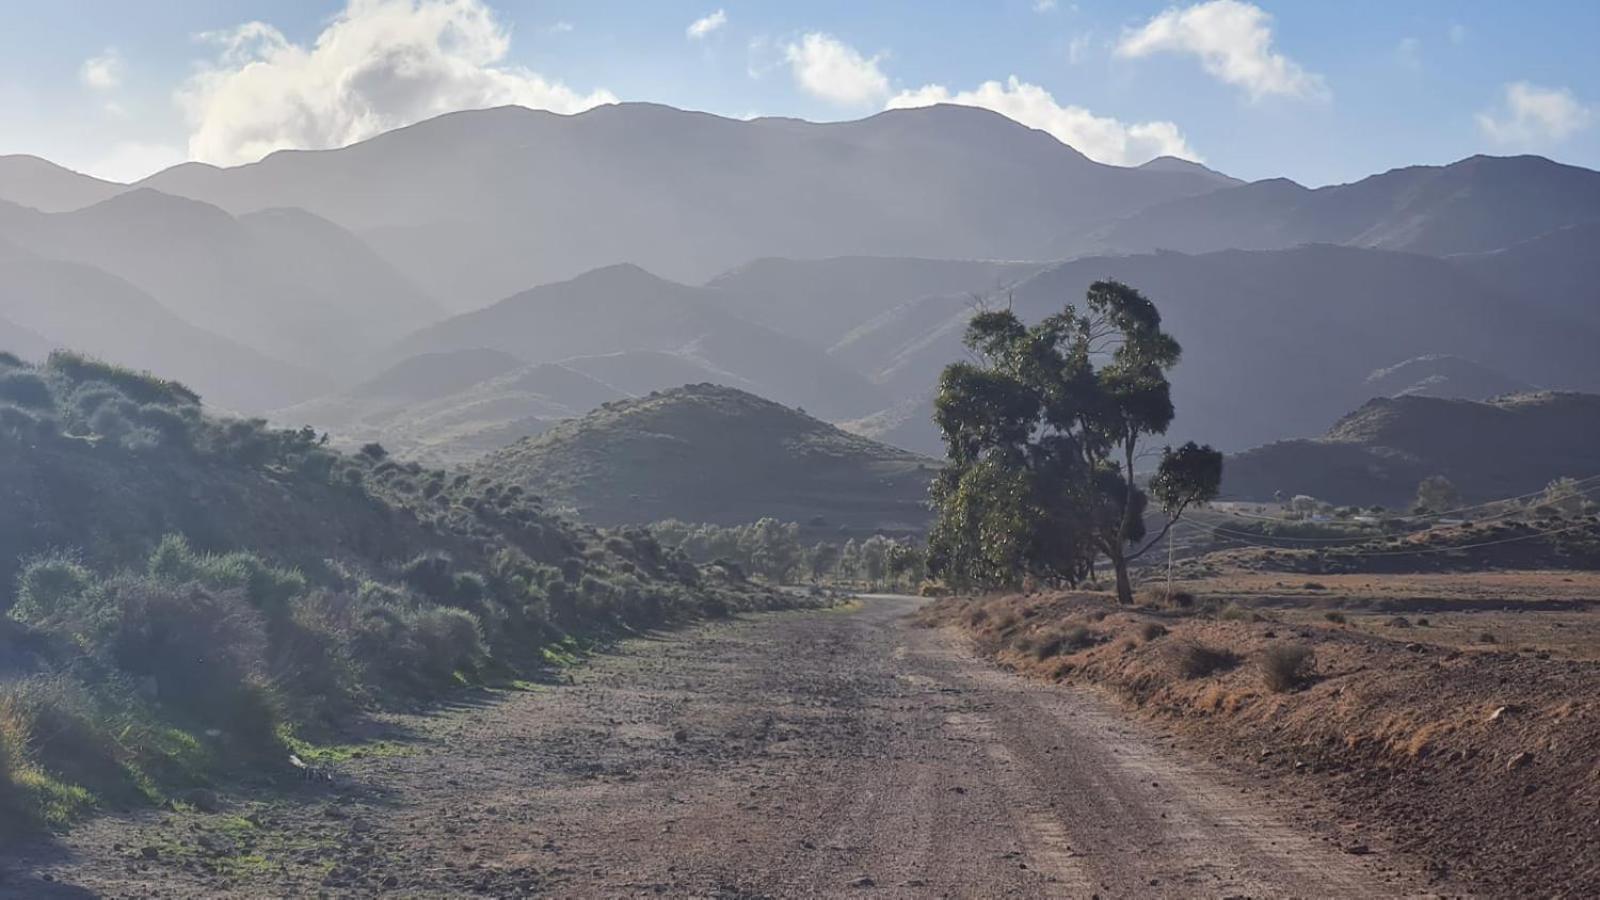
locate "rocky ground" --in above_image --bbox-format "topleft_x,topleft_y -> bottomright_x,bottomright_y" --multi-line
2,597 -> 1443,898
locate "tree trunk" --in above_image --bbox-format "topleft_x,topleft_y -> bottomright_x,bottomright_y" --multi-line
1111,551 -> 1134,605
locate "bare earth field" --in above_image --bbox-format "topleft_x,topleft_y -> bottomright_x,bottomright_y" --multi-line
0,597 -> 1436,898
921,568 -> 1600,898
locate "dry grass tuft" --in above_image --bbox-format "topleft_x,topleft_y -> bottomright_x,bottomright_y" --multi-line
1259,643 -> 1315,693
1171,642 -> 1240,679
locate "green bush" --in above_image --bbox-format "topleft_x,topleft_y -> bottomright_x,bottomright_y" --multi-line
11,555 -> 99,622
106,579 -> 281,751
45,351 -> 199,407
0,371 -> 52,409
408,608 -> 485,681
147,535 -> 306,616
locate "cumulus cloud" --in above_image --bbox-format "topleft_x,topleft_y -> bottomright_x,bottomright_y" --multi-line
1476,82 -> 1593,145
886,76 -> 1198,166
687,10 -> 727,40
80,50 -> 122,91
179,0 -> 617,166
784,33 -> 890,107
1115,0 -> 1325,101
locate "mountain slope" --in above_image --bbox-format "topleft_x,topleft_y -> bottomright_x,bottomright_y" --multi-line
477,384 -> 937,531
0,155 -> 125,212
1451,223 -> 1600,332
1222,392 -> 1600,506
387,263 -> 889,420
0,255 -> 323,410
279,353 -> 628,465
1363,355 -> 1534,401
704,256 -> 1042,348
0,191 -> 441,378
1067,155 -> 1600,258
842,244 -> 1600,455
138,103 -> 1232,308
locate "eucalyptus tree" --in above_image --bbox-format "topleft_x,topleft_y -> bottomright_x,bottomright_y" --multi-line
929,281 -> 1222,603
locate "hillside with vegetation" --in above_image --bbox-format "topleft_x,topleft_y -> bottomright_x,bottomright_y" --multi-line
476,384 -> 937,533
1221,392 -> 1600,507
0,351 -> 791,835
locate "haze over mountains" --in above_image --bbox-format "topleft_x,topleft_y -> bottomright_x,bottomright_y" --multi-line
1223,392 -> 1600,507
2,100 -> 1598,514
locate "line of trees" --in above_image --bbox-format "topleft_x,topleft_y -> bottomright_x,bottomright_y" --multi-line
650,518 -> 926,590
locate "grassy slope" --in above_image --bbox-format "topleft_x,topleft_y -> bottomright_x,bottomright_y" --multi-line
476,383 -> 938,533
0,351 -> 795,835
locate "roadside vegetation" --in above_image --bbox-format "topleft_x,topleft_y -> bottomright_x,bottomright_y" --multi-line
0,351 -> 794,835
650,518 -> 926,590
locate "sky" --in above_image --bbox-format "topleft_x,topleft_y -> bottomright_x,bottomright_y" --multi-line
1,0 -> 1596,186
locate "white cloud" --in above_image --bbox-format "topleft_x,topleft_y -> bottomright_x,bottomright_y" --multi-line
1115,0 -> 1325,101
1033,0 -> 1058,11
1394,37 -> 1421,70
548,21 -> 574,34
686,9 -> 727,40
784,33 -> 890,107
1476,82 -> 1593,146
80,50 -> 122,91
179,0 -> 617,166
86,141 -> 188,183
1067,32 -> 1094,65
1448,23 -> 1467,45
886,76 -> 1198,166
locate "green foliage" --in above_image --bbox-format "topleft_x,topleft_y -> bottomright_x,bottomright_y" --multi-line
651,519 -> 924,589
1413,475 -> 1462,514
148,535 -> 307,616
929,281 -> 1221,602
0,371 -> 52,409
45,351 -> 199,407
0,352 -> 796,835
12,555 -> 98,622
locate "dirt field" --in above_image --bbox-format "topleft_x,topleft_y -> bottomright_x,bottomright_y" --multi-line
920,571 -> 1600,898
0,597 -> 1435,898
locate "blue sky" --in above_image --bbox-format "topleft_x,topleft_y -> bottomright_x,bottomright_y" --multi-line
2,0 -> 1596,185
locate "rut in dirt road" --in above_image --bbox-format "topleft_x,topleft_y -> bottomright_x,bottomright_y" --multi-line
4,596 -> 1433,898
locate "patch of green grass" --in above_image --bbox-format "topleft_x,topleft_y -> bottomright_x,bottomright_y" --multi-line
280,732 -> 418,765
10,768 -> 96,829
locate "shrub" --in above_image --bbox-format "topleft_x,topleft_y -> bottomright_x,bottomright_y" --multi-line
1323,611 -> 1347,624
147,536 -> 306,617
106,580 -> 280,750
1138,621 -> 1168,641
359,442 -> 388,460
11,555 -> 99,623
45,351 -> 199,407
1031,625 -> 1095,660
401,553 -> 455,599
1260,643 -> 1315,692
0,371 -> 52,409
407,608 -> 485,682
1171,642 -> 1239,679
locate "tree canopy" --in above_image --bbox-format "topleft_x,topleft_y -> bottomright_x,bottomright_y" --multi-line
927,281 -> 1222,603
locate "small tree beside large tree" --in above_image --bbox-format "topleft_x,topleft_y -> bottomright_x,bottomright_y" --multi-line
928,281 -> 1222,604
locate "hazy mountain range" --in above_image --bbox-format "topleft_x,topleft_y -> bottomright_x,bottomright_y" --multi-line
1,101 -> 1598,493
1222,392 -> 1600,507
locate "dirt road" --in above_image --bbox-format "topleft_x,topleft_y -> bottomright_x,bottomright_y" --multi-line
3,596 -> 1436,898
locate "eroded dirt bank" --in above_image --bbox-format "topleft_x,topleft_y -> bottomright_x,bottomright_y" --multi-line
2,597 -> 1436,898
